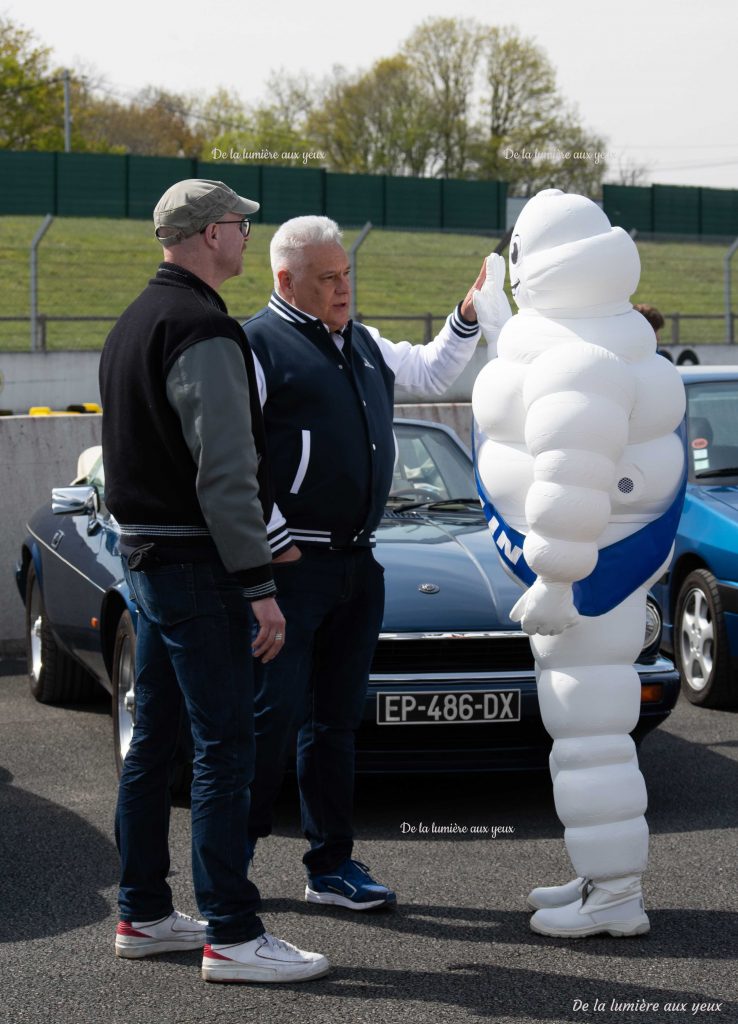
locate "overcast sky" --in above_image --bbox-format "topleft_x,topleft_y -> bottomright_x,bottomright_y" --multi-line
4,0 -> 736,190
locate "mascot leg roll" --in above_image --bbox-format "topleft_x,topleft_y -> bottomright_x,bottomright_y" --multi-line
526,590 -> 650,936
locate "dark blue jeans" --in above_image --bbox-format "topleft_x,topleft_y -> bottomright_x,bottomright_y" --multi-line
248,547 -> 385,875
117,558 -> 264,945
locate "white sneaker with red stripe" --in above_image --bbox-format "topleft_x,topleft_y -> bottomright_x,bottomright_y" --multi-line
202,931 -> 329,983
115,910 -> 207,958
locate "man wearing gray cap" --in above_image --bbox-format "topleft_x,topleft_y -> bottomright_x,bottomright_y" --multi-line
99,179 -> 328,984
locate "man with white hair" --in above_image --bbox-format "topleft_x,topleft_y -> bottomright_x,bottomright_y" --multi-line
243,215 -> 490,909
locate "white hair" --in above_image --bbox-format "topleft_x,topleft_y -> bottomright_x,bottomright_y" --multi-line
270,216 -> 343,287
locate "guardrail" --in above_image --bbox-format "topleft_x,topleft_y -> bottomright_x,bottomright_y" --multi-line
0,313 -> 446,350
664,313 -> 737,345
355,313 -> 738,346
0,315 -> 117,351
1,312 -> 737,350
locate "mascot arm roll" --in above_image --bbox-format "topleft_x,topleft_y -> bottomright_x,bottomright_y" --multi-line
511,345 -> 634,636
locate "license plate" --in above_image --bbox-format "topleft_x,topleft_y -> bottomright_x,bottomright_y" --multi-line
376,690 -> 521,725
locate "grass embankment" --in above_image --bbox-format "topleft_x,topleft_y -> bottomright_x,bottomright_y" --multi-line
0,216 -> 731,349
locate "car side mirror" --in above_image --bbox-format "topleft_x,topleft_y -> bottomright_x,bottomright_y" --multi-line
51,485 -> 99,516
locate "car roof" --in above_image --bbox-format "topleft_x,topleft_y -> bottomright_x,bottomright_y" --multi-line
393,416 -> 473,456
678,365 -> 738,384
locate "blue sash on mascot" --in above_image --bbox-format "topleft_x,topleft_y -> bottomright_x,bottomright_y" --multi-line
472,423 -> 687,617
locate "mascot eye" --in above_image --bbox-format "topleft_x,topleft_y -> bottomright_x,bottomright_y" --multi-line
510,234 -> 521,265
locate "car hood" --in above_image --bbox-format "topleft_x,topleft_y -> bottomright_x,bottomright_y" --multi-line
678,484 -> 738,584
696,484 -> 738,515
376,511 -> 524,632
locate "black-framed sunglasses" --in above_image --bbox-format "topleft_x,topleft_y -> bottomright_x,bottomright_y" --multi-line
202,217 -> 251,238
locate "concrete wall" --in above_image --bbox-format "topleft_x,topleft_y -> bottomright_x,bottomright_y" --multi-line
3,342 -> 738,414
1,414 -> 103,652
0,351 -> 102,414
395,402 -> 473,446
0,349 -> 487,413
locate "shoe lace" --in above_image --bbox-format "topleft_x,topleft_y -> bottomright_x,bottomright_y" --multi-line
262,932 -> 295,953
351,860 -> 372,876
173,910 -> 203,925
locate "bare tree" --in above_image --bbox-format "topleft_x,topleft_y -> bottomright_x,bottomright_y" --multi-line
307,57 -> 435,175
0,16 -> 67,149
608,155 -> 652,186
472,25 -> 606,196
79,86 -> 206,157
402,17 -> 484,178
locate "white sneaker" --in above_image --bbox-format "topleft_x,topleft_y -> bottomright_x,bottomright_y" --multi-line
527,877 -> 586,910
202,931 -> 330,984
115,910 -> 207,958
530,879 -> 650,938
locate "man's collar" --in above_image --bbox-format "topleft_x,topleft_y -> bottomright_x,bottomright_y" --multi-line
269,290 -> 315,325
269,290 -> 348,336
156,263 -> 227,312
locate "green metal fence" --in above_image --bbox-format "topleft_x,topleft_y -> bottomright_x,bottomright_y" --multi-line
604,183 -> 738,237
325,173 -> 385,226
3,152 -> 737,236
0,151 -> 507,231
2,151 -> 56,214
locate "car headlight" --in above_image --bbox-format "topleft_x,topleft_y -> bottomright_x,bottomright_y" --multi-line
641,598 -> 663,660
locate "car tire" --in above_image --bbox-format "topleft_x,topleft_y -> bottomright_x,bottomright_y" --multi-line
112,610 -> 137,778
25,562 -> 97,703
675,569 -> 736,707
111,610 -> 192,795
676,348 -> 699,366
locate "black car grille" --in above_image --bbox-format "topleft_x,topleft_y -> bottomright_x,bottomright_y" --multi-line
370,635 -> 534,675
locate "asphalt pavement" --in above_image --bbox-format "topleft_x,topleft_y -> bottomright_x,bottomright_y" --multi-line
0,657 -> 736,1024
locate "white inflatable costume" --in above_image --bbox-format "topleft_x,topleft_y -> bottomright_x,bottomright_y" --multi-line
471,190 -> 686,938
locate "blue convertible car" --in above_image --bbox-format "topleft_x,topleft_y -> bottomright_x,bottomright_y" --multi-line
653,367 -> 738,709
16,418 -> 679,776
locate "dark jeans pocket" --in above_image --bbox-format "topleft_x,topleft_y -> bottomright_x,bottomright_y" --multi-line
124,564 -> 197,627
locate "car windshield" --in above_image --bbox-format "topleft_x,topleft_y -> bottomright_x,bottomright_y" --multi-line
686,381 -> 738,479
89,422 -> 480,512
389,421 -> 478,506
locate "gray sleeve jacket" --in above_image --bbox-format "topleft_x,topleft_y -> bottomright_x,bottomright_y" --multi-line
165,335 -> 275,600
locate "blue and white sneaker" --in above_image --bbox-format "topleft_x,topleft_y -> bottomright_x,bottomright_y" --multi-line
305,859 -> 396,911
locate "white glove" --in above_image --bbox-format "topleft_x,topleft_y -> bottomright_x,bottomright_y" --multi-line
510,580 -> 580,636
472,253 -> 513,357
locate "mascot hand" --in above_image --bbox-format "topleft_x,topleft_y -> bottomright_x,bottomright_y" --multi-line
472,253 -> 512,349
510,580 -> 580,636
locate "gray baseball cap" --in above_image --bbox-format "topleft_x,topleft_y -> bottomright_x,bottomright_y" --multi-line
153,178 -> 260,245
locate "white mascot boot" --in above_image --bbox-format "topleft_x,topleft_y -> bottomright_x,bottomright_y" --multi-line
472,189 -> 686,938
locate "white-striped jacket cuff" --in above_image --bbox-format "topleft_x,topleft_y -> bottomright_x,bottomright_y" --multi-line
449,303 -> 481,339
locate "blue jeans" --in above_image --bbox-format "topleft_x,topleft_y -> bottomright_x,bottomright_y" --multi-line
117,557 -> 264,945
248,547 -> 385,875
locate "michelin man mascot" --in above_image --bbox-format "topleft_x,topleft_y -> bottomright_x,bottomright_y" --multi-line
472,189 -> 686,938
